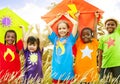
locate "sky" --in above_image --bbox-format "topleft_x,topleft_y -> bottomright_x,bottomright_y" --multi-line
0,0 -> 120,30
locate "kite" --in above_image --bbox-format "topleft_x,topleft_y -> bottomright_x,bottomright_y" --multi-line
41,0 -> 104,34
0,7 -> 29,43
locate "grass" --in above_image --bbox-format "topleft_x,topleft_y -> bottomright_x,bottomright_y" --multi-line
0,49 -> 120,84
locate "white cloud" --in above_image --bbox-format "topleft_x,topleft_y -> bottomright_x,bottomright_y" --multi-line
13,3 -> 48,28
85,0 -> 120,22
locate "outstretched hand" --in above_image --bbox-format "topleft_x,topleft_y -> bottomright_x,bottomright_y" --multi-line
28,25 -> 34,30
75,11 -> 80,19
95,11 -> 99,18
19,25 -> 24,29
35,24 -> 40,32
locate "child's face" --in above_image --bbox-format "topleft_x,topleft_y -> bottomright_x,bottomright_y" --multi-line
58,22 -> 69,37
81,29 -> 92,43
28,42 -> 38,53
105,21 -> 117,34
5,32 -> 15,45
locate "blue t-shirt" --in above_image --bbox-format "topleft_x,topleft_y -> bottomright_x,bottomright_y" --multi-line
48,32 -> 76,80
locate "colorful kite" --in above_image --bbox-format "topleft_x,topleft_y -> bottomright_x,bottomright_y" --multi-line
41,0 -> 104,34
0,7 -> 29,43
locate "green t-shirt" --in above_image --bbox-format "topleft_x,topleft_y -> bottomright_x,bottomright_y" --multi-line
98,26 -> 120,68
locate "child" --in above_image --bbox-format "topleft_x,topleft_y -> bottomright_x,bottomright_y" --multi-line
74,27 -> 98,83
105,18 -> 118,34
98,18 -> 120,82
47,13 -> 78,84
0,30 -> 23,82
20,25 -> 43,83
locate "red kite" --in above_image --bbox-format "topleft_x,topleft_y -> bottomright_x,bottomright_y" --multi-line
41,0 -> 104,33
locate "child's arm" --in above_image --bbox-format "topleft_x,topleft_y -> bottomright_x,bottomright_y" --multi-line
47,14 -> 62,35
93,11 -> 99,39
64,13 -> 78,37
20,25 -> 33,49
35,24 -> 43,51
98,49 -> 103,73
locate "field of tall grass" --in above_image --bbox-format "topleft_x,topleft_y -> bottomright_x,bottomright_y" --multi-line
0,48 -> 119,84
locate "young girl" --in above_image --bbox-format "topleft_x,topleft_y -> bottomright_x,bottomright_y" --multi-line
74,27 -> 98,83
20,25 -> 43,83
0,30 -> 23,82
98,18 -> 120,82
47,13 -> 78,84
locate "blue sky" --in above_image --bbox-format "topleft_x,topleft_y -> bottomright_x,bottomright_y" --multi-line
0,0 -> 61,9
0,0 -> 120,30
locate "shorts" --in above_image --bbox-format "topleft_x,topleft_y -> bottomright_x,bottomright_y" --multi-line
100,66 -> 120,82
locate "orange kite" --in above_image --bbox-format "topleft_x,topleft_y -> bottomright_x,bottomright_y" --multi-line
41,0 -> 103,56
41,0 -> 104,33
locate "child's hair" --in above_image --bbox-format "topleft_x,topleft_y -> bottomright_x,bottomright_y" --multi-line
105,18 -> 118,27
27,36 -> 40,51
4,30 -> 19,53
4,30 -> 17,44
57,20 -> 70,36
80,27 -> 93,38
57,20 -> 70,29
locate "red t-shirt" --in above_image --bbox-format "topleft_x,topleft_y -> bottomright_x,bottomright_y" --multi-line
0,40 -> 23,80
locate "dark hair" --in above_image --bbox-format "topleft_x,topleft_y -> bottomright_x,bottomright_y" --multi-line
4,30 -> 19,53
105,18 -> 118,27
27,36 -> 40,51
81,27 -> 93,37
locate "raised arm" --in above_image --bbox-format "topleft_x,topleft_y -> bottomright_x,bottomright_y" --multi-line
20,25 -> 33,49
93,11 -> 99,39
35,24 -> 43,51
47,14 -> 62,35
64,13 -> 78,37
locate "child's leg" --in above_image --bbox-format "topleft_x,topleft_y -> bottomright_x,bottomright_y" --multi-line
64,80 -> 73,84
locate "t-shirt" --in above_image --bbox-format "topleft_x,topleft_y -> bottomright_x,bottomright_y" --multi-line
23,49 -> 43,80
48,32 -> 76,80
74,38 -> 98,82
98,31 -> 120,68
0,40 -> 23,79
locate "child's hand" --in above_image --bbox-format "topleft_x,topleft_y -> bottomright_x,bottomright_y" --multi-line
28,25 -> 34,30
35,24 -> 40,32
56,13 -> 62,18
19,25 -> 24,29
75,11 -> 80,19
64,12 -> 70,17
97,66 -> 101,73
95,11 -> 99,18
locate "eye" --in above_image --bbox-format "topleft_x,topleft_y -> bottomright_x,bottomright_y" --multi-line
6,36 -> 10,38
111,24 -> 115,26
107,24 -> 110,26
58,27 -> 61,30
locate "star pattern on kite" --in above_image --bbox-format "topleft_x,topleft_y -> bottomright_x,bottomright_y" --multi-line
81,46 -> 93,59
106,37 -> 115,48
